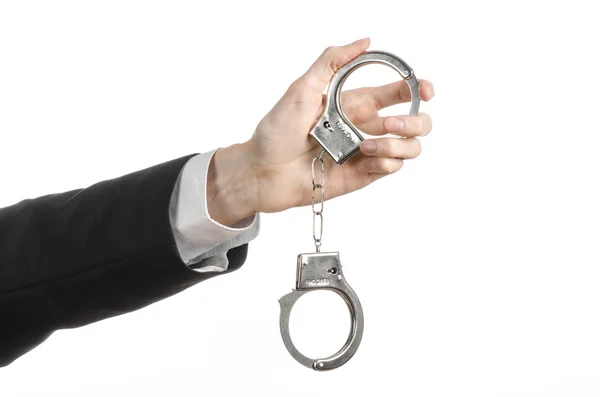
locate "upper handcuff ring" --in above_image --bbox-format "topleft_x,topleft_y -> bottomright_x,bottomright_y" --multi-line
310,50 -> 421,165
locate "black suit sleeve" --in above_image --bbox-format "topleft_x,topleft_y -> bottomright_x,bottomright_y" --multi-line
0,154 -> 249,367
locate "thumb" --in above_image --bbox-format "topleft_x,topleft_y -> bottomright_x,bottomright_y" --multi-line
301,38 -> 370,92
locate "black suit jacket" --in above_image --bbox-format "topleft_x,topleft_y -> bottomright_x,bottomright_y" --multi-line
0,154 -> 249,367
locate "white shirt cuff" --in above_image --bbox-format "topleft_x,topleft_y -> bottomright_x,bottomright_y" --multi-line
169,149 -> 260,272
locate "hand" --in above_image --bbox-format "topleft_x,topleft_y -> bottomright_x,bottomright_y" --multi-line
207,38 -> 434,225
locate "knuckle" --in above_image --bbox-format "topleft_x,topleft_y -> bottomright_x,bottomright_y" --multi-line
381,159 -> 394,174
412,139 -> 423,157
380,139 -> 393,155
396,81 -> 409,102
323,46 -> 337,58
366,158 -> 377,173
323,46 -> 344,72
414,117 -> 425,132
351,101 -> 371,121
420,112 -> 432,130
288,78 -> 305,94
386,158 -> 404,174
329,57 -> 342,73
286,78 -> 312,102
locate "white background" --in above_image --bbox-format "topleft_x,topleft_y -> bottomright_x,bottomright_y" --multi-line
1,0 -> 599,396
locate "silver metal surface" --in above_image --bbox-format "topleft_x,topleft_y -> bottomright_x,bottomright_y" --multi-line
310,50 -> 421,164
279,252 -> 364,371
277,52 -> 420,367
311,151 -> 325,252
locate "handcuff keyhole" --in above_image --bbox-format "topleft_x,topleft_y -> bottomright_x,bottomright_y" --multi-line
323,121 -> 333,132
327,267 -> 338,275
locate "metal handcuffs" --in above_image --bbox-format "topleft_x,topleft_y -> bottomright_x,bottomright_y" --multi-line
278,51 -> 421,370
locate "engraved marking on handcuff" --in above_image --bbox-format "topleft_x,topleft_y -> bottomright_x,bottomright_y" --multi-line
322,116 -> 358,147
323,116 -> 357,160
305,278 -> 330,286
335,120 -> 356,141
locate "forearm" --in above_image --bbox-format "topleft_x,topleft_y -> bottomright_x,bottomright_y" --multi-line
0,154 -> 250,367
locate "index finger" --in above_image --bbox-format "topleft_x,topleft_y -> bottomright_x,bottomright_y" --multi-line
369,79 -> 435,110
299,38 -> 371,93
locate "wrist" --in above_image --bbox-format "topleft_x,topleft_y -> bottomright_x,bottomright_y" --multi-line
206,142 -> 260,226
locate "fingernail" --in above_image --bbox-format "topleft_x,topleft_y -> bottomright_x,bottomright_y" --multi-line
361,140 -> 376,154
387,118 -> 404,131
428,86 -> 435,98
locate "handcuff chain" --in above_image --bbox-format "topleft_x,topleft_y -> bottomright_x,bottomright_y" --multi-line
311,150 -> 325,252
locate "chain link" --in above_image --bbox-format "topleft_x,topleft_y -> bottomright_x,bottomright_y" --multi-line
311,150 -> 325,252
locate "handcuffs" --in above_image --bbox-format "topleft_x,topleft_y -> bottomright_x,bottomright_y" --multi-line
278,51 -> 421,370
